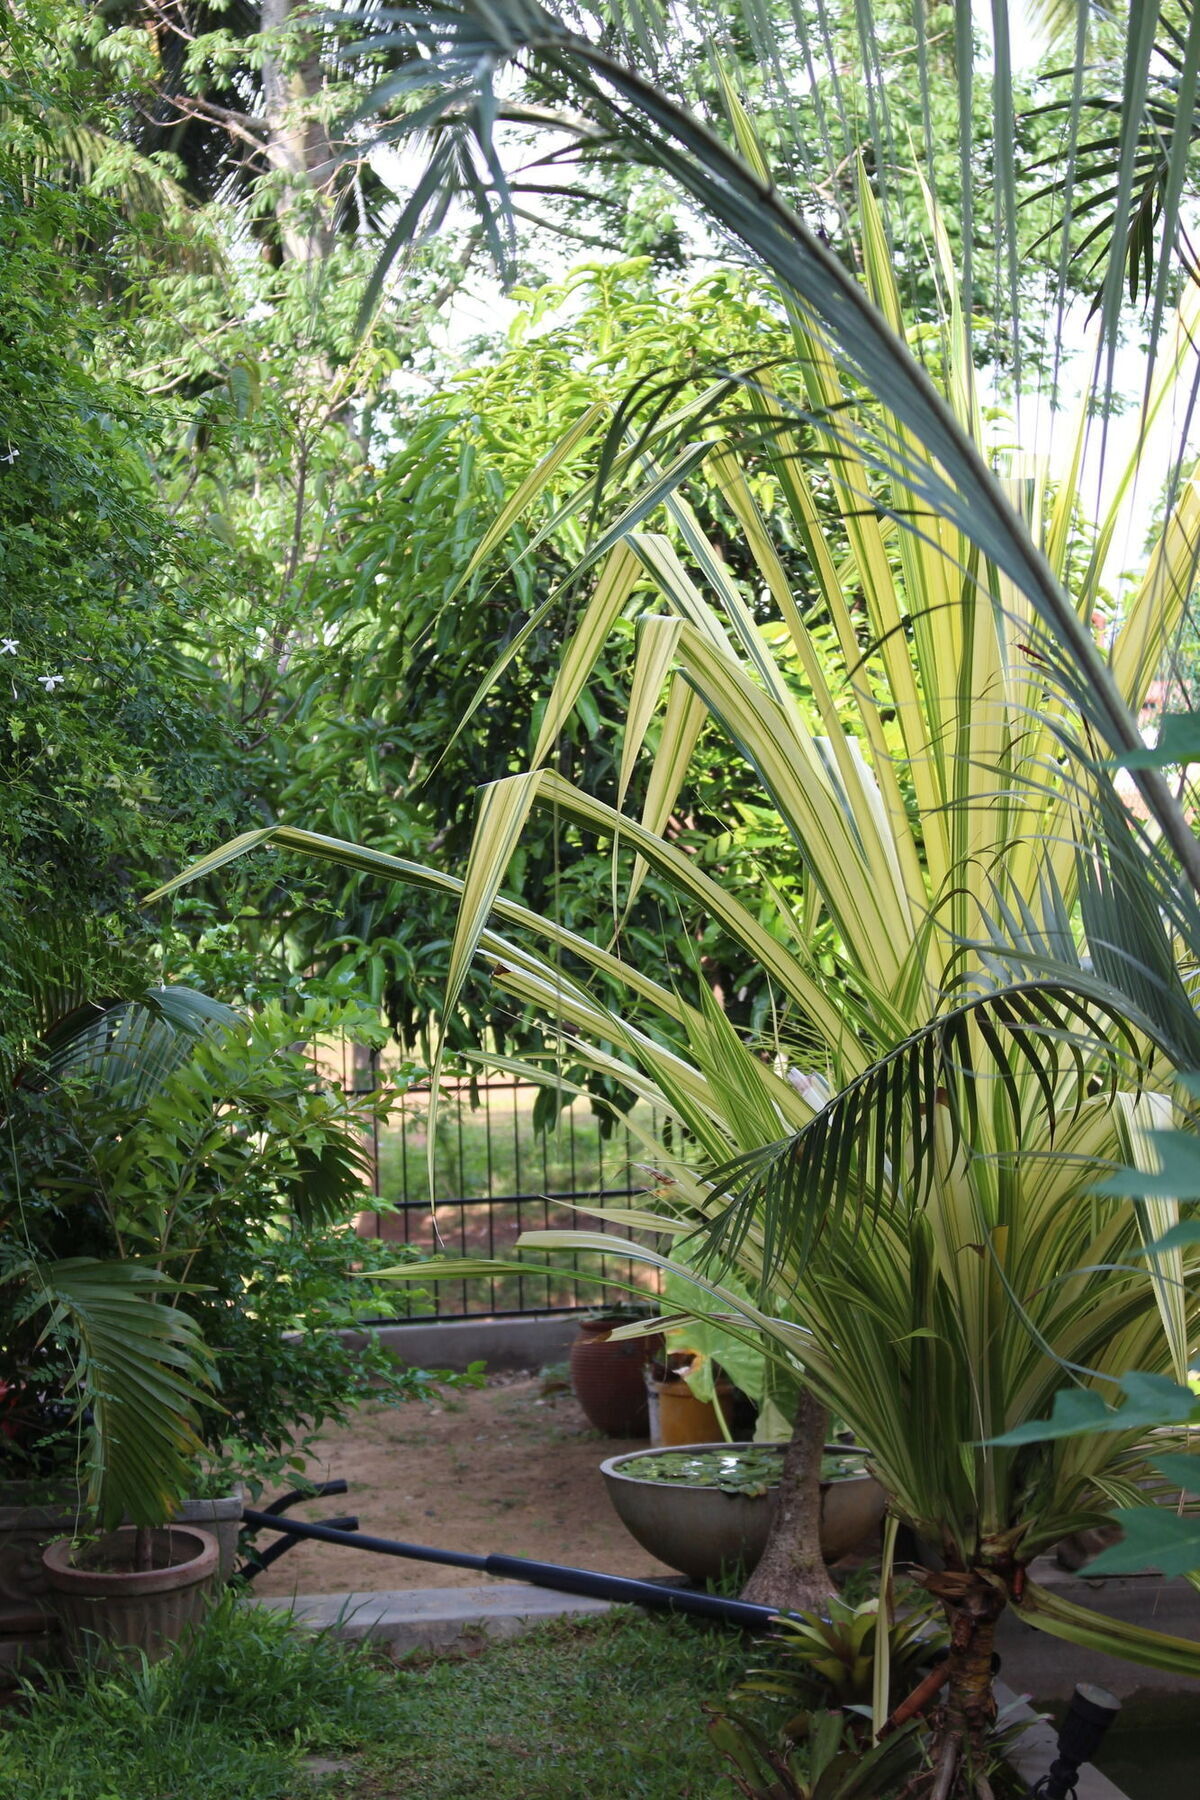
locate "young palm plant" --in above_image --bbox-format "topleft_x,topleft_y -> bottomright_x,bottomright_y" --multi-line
151,180 -> 1200,1793
1,969 -> 232,1530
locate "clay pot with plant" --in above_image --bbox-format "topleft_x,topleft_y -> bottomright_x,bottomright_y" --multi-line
1,971 -> 401,1660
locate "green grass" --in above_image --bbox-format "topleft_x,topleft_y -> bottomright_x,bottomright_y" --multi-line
0,1593 -> 394,1800
0,1604 -> 757,1800
341,1610 -> 756,1800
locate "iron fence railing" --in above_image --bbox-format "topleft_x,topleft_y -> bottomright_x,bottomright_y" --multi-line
354,1073 -> 665,1320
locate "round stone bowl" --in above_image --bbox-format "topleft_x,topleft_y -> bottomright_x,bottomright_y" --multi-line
600,1440 -> 887,1582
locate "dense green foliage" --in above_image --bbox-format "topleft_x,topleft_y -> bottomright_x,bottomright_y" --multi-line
0,141 -> 237,1039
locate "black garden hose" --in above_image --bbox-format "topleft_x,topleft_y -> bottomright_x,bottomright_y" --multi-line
239,1507 -> 784,1629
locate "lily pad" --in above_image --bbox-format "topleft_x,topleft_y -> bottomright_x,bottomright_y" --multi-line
619,1446 -> 866,1497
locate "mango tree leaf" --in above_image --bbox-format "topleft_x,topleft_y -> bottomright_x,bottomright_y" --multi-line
1092,1129 -> 1200,1198
1151,1454 -> 1200,1495
1138,1222 -> 1200,1256
1109,713 -> 1200,769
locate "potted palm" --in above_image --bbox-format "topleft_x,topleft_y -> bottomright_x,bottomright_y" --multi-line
1,970 -> 396,1664
0,978 -> 232,1665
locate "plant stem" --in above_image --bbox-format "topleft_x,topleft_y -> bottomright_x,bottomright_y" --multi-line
919,1565 -> 1008,1798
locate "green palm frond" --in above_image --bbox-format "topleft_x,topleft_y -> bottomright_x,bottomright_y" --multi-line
1029,0 -> 1200,318
699,979 -> 1155,1292
22,1258 -> 214,1530
41,986 -> 239,1106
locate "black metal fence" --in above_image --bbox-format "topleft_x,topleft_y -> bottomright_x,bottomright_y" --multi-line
356,1074 -> 666,1320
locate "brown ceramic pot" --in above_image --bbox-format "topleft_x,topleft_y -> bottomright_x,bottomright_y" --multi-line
43,1524 -> 220,1667
569,1316 -> 664,1437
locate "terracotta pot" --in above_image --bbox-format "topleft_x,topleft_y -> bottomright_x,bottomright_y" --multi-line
600,1440 -> 888,1581
43,1524 -> 219,1666
0,1485 -> 241,1680
569,1317 -> 664,1437
646,1355 -> 736,1446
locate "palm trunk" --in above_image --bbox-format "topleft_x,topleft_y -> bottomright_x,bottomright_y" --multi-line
740,1387 -> 835,1615
917,1567 -> 1007,1799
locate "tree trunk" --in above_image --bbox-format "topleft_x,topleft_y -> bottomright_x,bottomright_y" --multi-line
259,0 -> 337,266
917,1567 -> 1008,1799
740,1387 -> 835,1615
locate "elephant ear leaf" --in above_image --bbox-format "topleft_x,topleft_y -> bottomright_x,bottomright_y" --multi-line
1082,1453 -> 1200,1579
29,1258 -> 214,1530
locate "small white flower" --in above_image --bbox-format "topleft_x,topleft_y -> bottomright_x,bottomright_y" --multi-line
0,639 -> 16,655
0,447 -> 17,465
37,673 -> 64,692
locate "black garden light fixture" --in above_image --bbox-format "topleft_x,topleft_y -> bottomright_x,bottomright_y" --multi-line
1032,1683 -> 1121,1799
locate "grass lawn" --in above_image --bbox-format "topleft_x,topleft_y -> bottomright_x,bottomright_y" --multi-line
341,1610 -> 754,1799
0,1601 -> 759,1800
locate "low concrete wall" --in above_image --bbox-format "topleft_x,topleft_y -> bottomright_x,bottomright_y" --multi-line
997,1557 -> 1200,1701
338,1314 -> 580,1373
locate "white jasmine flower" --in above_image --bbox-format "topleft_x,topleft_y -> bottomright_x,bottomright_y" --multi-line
0,639 -> 16,655
37,673 -> 64,692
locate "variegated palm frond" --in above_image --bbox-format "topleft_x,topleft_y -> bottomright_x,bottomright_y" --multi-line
343,1 -> 1200,894
698,978 -> 1163,1294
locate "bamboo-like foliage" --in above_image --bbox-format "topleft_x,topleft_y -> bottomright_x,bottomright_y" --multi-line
151,189 -> 1200,1667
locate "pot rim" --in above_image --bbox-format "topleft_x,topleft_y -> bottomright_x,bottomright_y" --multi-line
601,1440 -> 876,1494
42,1523 -> 220,1596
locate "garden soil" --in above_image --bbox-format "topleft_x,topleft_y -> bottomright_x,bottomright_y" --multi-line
251,1371 -> 676,1596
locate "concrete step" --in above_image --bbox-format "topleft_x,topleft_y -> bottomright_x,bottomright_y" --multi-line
253,1582 -> 612,1654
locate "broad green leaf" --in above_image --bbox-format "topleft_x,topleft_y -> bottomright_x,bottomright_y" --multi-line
1083,1509 -> 1200,1578
1113,713 -> 1200,770
1151,1454 -> 1200,1496
989,1373 -> 1200,1444
1093,1129 -> 1200,1198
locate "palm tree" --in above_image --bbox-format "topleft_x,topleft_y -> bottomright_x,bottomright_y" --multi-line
149,167 -> 1200,1786
1,965 -> 234,1529
147,6 -> 1200,1791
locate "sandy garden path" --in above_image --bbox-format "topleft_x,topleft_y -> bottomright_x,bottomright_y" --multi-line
250,1371 -> 675,1597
